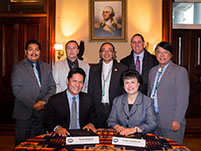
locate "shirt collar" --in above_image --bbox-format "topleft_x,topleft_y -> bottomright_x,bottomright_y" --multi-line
67,58 -> 78,64
159,61 -> 171,72
103,60 -> 113,68
133,51 -> 144,59
66,89 -> 79,99
27,59 -> 39,68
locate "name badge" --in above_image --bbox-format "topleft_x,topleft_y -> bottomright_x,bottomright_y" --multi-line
66,136 -> 99,145
112,136 -> 146,147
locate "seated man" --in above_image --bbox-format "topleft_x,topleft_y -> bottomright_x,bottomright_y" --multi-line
45,68 -> 97,137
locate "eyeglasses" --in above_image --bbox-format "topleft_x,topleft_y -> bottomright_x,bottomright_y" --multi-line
66,47 -> 78,50
100,48 -> 113,53
27,47 -> 40,51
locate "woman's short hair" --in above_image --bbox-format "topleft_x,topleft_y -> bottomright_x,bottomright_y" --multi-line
121,69 -> 143,87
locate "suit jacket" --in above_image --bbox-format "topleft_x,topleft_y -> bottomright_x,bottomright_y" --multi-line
147,61 -> 189,129
11,58 -> 56,120
120,49 -> 158,95
107,92 -> 157,134
88,60 -> 127,123
44,91 -> 97,132
53,58 -> 90,93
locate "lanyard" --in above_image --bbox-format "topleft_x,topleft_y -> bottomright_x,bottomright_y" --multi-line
102,67 -> 112,96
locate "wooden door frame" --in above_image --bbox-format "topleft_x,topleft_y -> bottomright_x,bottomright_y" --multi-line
0,0 -> 56,65
162,0 -> 172,43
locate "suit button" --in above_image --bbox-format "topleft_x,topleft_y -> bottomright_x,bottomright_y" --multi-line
126,125 -> 128,128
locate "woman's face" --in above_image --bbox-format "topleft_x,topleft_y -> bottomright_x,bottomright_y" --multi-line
124,77 -> 139,95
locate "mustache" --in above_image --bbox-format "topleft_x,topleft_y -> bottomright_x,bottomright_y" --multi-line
30,54 -> 39,56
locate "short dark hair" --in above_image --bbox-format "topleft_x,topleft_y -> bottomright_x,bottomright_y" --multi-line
131,33 -> 145,42
67,68 -> 86,82
25,40 -> 41,50
121,69 -> 143,90
65,40 -> 79,50
155,41 -> 173,55
99,42 -> 115,52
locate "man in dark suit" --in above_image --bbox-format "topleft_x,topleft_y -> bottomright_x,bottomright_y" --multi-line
148,41 -> 189,144
88,42 -> 127,128
45,68 -> 97,137
11,40 -> 56,146
120,34 -> 158,95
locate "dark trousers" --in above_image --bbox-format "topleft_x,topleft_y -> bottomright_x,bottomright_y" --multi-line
97,104 -> 111,128
15,115 -> 45,146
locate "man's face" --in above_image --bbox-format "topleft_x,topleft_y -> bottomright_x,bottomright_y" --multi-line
102,7 -> 112,20
67,73 -> 84,96
156,46 -> 172,67
100,43 -> 114,64
66,42 -> 79,61
130,35 -> 145,54
25,43 -> 40,62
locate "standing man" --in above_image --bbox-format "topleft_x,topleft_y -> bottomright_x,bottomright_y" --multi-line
88,42 -> 127,128
45,68 -> 97,137
120,34 -> 158,95
53,40 -> 90,93
11,40 -> 56,145
148,41 -> 189,144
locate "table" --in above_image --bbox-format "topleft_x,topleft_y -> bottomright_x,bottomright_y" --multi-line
14,129 -> 190,151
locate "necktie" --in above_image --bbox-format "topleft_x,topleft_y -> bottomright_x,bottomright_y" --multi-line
136,56 -> 140,74
71,62 -> 76,69
33,63 -> 41,87
71,96 -> 77,129
152,67 -> 163,98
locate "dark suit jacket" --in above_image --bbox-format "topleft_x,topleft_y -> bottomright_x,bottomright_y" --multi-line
120,49 -> 158,95
11,58 -> 56,120
107,92 -> 157,134
44,91 -> 97,132
88,60 -> 127,127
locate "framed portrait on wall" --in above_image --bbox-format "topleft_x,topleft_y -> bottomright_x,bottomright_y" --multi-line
10,0 -> 42,2
89,0 -> 127,41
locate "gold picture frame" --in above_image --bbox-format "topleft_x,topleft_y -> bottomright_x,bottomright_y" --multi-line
10,0 -> 42,2
89,0 -> 127,41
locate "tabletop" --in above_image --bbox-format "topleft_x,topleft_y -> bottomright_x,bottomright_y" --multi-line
14,128 -> 190,151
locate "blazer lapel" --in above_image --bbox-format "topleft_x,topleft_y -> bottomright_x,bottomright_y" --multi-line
97,63 -> 103,99
63,91 -> 71,126
122,94 -> 130,118
158,61 -> 173,86
109,61 -> 118,103
128,51 -> 135,69
39,61 -> 44,87
24,59 -> 39,87
150,65 -> 159,91
142,50 -> 148,75
129,92 -> 143,117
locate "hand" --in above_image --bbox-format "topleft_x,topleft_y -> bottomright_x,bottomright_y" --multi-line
56,126 -> 70,137
32,100 -> 45,111
83,124 -> 97,133
114,125 -> 125,133
120,127 -> 135,136
171,121 -> 181,132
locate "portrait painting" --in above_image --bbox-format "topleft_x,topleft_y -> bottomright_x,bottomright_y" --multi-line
89,0 -> 126,41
